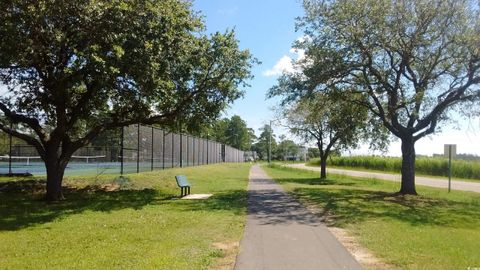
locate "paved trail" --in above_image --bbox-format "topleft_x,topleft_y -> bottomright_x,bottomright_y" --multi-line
287,164 -> 480,193
234,165 -> 361,270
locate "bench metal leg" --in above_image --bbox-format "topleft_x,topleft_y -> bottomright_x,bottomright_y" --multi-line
179,186 -> 191,197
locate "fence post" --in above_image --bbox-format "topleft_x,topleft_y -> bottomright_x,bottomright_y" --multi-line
186,136 -> 189,167
171,132 -> 174,168
105,146 -> 108,165
120,126 -> 124,175
151,127 -> 154,171
8,123 -> 12,175
206,136 -> 209,165
193,138 -> 195,166
180,133 -> 183,168
162,131 -> 166,170
137,124 -> 140,173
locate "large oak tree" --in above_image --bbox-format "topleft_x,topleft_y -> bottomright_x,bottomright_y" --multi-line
287,0 -> 479,194
0,0 -> 255,200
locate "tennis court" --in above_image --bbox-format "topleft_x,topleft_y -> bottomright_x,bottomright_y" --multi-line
0,158 -> 188,177
0,156 -> 122,176
0,124 -> 245,177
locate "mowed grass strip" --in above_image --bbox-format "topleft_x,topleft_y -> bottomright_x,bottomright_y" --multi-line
0,163 -> 251,270
263,164 -> 480,270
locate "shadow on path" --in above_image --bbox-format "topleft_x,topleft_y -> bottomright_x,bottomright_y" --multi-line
248,187 -> 320,226
235,165 -> 361,270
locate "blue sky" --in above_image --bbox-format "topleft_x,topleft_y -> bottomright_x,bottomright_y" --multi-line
192,0 -> 305,139
193,0 -> 480,156
0,1 -> 478,156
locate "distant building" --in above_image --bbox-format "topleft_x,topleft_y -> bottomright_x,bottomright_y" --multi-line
284,146 -> 307,161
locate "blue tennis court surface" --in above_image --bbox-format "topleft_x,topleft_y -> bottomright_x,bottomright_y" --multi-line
0,161 -> 183,176
0,161 -> 121,176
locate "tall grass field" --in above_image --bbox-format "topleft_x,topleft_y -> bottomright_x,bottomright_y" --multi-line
308,156 -> 480,180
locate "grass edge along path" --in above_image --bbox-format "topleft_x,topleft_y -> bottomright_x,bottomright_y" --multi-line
263,164 -> 480,270
0,163 -> 251,270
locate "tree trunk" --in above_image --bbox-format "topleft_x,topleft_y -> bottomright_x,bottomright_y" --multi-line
320,155 -> 327,179
399,135 -> 417,195
45,153 -> 69,201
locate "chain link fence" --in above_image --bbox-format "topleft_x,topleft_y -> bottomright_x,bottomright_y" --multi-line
0,124 -> 245,176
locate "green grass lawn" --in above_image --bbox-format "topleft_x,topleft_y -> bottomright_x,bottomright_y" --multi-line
263,164 -> 480,270
0,163 -> 251,270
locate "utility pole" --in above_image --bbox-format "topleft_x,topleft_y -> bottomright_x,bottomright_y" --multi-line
268,120 -> 272,164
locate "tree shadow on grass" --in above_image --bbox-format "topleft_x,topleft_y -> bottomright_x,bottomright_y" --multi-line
0,180 -> 174,231
293,187 -> 480,229
172,188 -> 324,226
275,177 -> 357,187
172,190 -> 248,216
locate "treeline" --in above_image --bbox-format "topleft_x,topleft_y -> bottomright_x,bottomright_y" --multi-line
308,156 -> 480,180
201,117 -> 307,161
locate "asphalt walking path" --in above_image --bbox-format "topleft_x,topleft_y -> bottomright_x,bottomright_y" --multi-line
287,164 -> 480,193
234,165 -> 361,270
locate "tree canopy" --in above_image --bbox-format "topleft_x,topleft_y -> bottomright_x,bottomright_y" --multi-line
274,90 -> 384,178
206,115 -> 256,151
0,0 -> 255,200
252,124 -> 277,161
274,138 -> 301,161
278,0 -> 480,194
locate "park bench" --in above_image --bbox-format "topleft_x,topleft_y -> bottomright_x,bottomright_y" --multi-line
175,175 -> 191,197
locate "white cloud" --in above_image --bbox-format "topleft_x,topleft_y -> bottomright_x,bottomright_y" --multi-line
262,55 -> 295,77
289,48 -> 306,62
263,40 -> 307,77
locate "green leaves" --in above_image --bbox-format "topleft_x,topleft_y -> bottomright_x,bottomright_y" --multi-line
203,115 -> 255,151
0,0 -> 256,198
297,0 -> 480,139
0,0 -> 255,148
276,0 -> 480,145
283,90 -> 376,154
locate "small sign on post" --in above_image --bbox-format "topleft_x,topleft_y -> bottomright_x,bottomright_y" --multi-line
444,144 -> 457,159
444,144 -> 457,192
